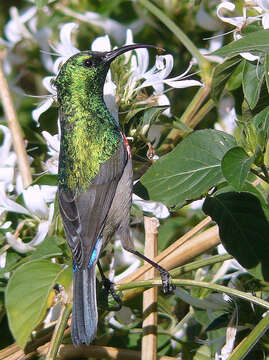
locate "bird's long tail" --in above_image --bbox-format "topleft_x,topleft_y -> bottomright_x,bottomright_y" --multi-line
71,266 -> 98,346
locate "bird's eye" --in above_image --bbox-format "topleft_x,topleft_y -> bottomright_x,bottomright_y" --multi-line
83,58 -> 93,68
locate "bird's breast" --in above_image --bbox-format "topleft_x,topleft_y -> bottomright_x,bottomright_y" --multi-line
59,115 -> 121,190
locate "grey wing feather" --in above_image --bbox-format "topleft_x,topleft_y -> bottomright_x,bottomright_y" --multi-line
59,141 -> 128,269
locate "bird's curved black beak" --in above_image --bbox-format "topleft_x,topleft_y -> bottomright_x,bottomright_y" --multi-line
104,44 -> 165,63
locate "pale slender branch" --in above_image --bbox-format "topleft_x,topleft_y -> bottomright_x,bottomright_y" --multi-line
119,217 -> 214,286
58,344 -> 177,360
0,51 -> 32,188
142,217 -> 159,360
0,342 -> 178,360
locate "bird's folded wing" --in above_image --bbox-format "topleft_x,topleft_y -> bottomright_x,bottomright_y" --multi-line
59,141 -> 128,269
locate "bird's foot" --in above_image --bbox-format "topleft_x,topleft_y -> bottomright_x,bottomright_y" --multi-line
159,269 -> 175,295
102,277 -> 122,311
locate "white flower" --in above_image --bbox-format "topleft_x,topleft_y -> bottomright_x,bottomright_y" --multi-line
216,2 -> 261,60
49,22 -> 80,74
91,34 -> 119,120
42,122 -> 61,174
132,194 -> 170,219
137,55 -> 203,93
216,2 -> 259,29
0,6 -> 36,48
0,125 -> 17,192
1,184 -> 57,253
32,76 -> 56,124
254,0 -> 269,28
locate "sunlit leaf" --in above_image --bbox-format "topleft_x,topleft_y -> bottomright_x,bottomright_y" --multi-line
6,260 -> 69,348
141,130 -> 236,208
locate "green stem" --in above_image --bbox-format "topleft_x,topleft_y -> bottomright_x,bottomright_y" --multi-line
159,86 -> 210,152
228,312 -> 269,360
137,0 -> 210,77
45,301 -> 73,360
121,254 -> 232,301
170,253 -> 232,278
188,98 -> 215,129
250,168 -> 269,183
116,279 -> 269,310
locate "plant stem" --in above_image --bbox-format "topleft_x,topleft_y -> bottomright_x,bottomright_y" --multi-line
228,312 -> 269,360
159,86 -> 211,153
170,253 -> 232,278
116,279 -> 269,310
45,298 -> 72,360
137,0 -> 210,76
0,51 -> 32,188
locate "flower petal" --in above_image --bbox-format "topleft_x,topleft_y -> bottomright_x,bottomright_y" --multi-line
28,220 -> 49,247
164,79 -> 203,88
91,34 -> 111,52
23,185 -> 48,219
0,184 -> 29,215
132,194 -> 169,218
6,232 -> 35,253
32,97 -> 54,124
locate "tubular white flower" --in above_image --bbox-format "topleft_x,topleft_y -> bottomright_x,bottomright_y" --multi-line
0,6 -> 37,47
22,185 -> 49,219
90,35 -> 118,118
49,22 -> 79,74
132,194 -> 170,219
0,126 -> 17,191
137,55 -> 203,93
216,2 -> 259,28
0,184 -> 30,215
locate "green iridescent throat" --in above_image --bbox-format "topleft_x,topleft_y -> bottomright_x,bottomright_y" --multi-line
57,54 -> 121,190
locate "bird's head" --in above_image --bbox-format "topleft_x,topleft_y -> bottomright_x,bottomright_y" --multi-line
54,44 -> 164,100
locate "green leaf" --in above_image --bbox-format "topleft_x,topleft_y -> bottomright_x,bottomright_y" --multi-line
251,105 -> 269,134
227,60 -> 244,91
221,147 -> 254,191
31,174 -> 58,186
29,236 -> 63,261
141,130 -> 236,208
202,192 -> 269,281
6,260 -> 68,348
211,56 -> 242,101
130,105 -> 168,135
243,61 -> 264,110
213,29 -> 269,57
264,54 -> 269,94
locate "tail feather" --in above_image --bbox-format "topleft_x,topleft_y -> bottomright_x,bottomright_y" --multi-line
72,266 -> 98,346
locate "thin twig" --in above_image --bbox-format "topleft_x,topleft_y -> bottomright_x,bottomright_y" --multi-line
142,217 -> 159,360
45,288 -> 73,360
0,51 -> 32,188
119,217 -> 214,286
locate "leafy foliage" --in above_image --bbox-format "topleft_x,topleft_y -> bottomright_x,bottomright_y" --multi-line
1,0 -> 269,359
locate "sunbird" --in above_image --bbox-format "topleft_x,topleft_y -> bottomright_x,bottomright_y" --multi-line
54,43 -> 174,346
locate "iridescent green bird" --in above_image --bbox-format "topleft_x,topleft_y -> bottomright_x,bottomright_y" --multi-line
54,44 -> 174,346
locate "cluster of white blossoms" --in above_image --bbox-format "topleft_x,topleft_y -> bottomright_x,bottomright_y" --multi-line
2,12 -> 205,259
217,0 -> 269,61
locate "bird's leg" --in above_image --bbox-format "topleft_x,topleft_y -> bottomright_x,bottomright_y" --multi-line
97,261 -> 122,310
125,249 -> 175,294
